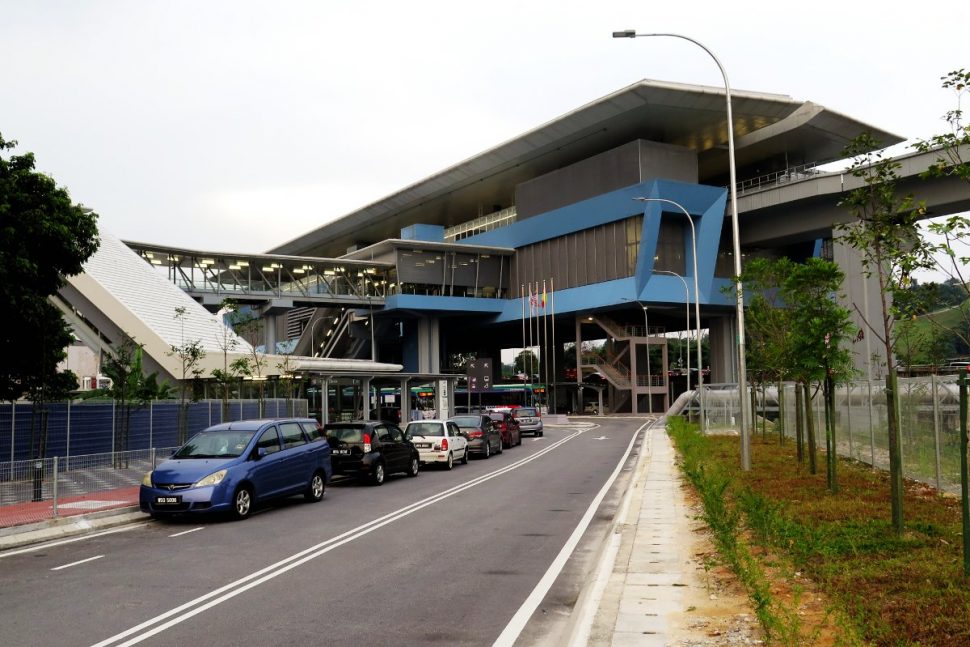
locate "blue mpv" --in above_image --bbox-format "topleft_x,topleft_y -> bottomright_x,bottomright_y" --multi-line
140,418 -> 332,519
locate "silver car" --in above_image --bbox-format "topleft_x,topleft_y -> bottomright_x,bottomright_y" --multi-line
511,407 -> 543,437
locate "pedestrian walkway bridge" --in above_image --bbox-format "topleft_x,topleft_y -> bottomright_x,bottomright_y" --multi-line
123,241 -> 391,311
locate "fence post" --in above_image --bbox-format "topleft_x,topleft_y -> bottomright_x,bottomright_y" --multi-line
959,370 -> 968,576
149,401 -> 153,450
932,374 -> 942,492
111,399 -> 116,456
10,401 -> 15,462
52,456 -> 59,518
845,383 -> 853,460
868,380 -> 876,468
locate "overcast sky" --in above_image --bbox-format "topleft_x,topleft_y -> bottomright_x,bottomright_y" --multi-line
2,1 -> 968,256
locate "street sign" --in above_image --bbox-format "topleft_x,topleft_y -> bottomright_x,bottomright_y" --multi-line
467,358 -> 492,394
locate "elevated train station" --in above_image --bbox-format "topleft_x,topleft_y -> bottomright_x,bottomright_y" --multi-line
59,79 -> 970,417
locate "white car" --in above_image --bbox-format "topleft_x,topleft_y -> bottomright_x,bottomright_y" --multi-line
405,419 -> 469,470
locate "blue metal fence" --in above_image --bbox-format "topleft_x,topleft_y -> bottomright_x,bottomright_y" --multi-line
0,399 -> 309,462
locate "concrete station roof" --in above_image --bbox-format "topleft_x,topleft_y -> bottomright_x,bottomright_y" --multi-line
272,79 -> 903,259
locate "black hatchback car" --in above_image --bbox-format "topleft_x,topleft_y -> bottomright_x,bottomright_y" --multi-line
323,421 -> 419,485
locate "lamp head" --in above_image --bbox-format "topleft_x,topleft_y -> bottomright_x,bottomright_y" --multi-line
612,30 -> 636,38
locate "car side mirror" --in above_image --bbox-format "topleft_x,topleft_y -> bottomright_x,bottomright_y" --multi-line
404,432 -> 412,441
254,447 -> 267,460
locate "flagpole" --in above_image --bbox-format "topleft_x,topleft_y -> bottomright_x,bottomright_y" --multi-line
521,284 -> 527,401
528,283 -> 535,406
550,277 -> 557,415
542,279 -> 549,414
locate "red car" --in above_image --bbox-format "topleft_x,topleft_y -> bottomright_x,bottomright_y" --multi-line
487,411 -> 521,449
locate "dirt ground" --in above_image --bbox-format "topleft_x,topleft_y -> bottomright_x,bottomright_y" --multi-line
666,484 -> 843,647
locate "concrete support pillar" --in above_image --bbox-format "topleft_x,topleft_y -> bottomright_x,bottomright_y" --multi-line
263,314 -> 278,354
320,378 -> 330,425
708,316 -> 736,384
832,231 -> 888,379
362,377 -> 372,420
400,378 -> 412,421
417,317 -> 441,374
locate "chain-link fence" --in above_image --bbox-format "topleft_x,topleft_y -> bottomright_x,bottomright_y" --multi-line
0,447 -> 177,528
0,398 -> 309,530
695,376 -> 963,494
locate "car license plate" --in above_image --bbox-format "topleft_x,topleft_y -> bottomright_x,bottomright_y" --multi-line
155,496 -> 180,505
415,443 -> 431,449
332,448 -> 350,455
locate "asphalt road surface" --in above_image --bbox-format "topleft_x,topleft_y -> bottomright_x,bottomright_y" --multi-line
0,418 -> 650,647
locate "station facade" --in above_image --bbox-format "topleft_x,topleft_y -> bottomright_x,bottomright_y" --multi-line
261,79 -> 904,415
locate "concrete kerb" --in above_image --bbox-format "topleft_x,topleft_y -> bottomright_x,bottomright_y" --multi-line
561,416 -> 663,647
0,506 -> 146,553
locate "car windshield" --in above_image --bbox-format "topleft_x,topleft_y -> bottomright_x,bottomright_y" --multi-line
487,413 -> 505,421
174,430 -> 255,459
514,408 -> 537,417
407,422 -> 444,436
325,426 -> 365,443
449,416 -> 482,428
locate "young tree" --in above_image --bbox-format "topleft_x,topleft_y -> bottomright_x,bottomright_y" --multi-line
737,257 -> 797,444
838,133 -> 934,532
99,335 -> 172,462
169,306 -> 206,444
211,299 -> 250,421
232,307 -> 267,416
785,259 -> 855,492
0,134 -> 99,405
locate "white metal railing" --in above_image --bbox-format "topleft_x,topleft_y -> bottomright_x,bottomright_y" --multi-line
444,206 -> 518,241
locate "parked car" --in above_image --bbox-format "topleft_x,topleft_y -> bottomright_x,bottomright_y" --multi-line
140,418 -> 332,520
404,419 -> 469,470
511,406 -> 543,437
324,420 -> 419,485
447,414 -> 502,459
487,411 -> 522,448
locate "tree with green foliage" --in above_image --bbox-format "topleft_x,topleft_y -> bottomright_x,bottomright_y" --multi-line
737,257 -> 797,444
98,335 -> 172,461
0,134 -> 99,408
913,69 -> 970,359
838,133 -> 934,532
211,299 -> 250,420
231,307 -> 266,415
1,134 -> 100,457
169,306 -> 206,443
785,258 -> 855,492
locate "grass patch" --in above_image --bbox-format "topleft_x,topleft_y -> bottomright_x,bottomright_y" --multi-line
668,416 -> 970,646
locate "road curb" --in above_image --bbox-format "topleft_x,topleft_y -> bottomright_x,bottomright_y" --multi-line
561,417 -> 661,646
0,507 -> 146,553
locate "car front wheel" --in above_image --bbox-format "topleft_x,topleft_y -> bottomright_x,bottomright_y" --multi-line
232,485 -> 253,520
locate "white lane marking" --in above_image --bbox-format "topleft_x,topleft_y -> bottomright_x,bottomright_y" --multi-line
168,527 -> 204,538
90,429 -> 587,647
51,555 -> 104,571
492,421 -> 647,647
593,436 -> 609,440
0,524 -> 148,559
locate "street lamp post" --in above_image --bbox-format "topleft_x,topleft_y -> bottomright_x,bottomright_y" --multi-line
655,269 -> 692,394
634,197 -> 705,429
615,30 -> 749,465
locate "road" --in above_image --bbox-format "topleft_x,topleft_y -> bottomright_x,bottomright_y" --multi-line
0,418 -> 650,647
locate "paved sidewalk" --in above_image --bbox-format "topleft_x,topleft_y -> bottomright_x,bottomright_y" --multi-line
572,421 -> 760,646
